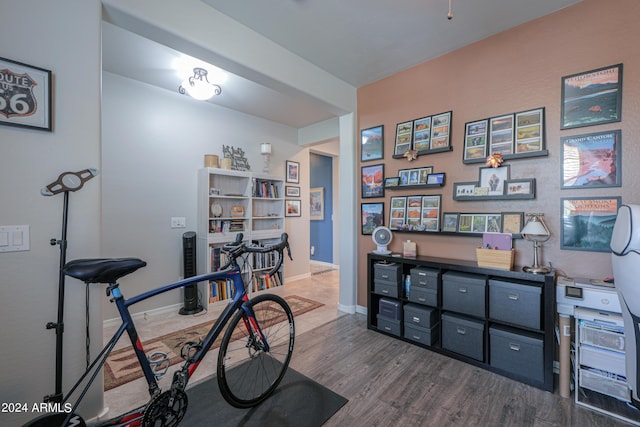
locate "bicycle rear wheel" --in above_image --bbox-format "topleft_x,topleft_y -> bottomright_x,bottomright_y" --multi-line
217,293 -> 295,408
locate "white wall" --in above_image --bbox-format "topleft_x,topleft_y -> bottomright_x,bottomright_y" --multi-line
101,72 -> 310,319
0,1 -> 103,425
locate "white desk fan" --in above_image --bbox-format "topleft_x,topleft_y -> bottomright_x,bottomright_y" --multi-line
372,226 -> 393,255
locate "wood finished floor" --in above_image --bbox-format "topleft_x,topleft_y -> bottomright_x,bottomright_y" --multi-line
290,313 -> 635,427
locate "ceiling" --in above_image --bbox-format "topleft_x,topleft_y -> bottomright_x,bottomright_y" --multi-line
103,0 -> 581,128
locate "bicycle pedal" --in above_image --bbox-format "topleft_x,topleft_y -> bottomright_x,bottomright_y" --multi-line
180,340 -> 202,361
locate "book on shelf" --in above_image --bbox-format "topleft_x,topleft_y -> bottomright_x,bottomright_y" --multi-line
253,179 -> 279,199
209,219 -> 246,233
209,278 -> 235,303
252,270 -> 282,292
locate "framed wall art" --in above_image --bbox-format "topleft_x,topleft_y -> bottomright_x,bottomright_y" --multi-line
384,177 -> 400,188
489,114 -> 514,156
398,166 -> 433,186
430,111 -> 452,150
515,108 -> 544,154
389,196 -> 407,230
286,160 -> 300,183
561,63 -> 623,130
394,120 -> 413,156
361,163 -> 385,198
561,196 -> 621,252
561,130 -> 621,189
504,178 -> 535,199
0,57 -> 52,131
412,116 -> 431,152
285,186 -> 300,197
463,119 -> 488,162
362,202 -> 384,235
501,212 -> 524,235
285,199 -> 301,217
361,125 -> 384,162
442,212 -> 459,233
310,187 -> 324,220
479,165 -> 510,196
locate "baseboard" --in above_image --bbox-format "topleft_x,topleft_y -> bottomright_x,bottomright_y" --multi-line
337,303 -> 356,314
286,272 -> 312,283
310,260 -> 340,270
103,302 -> 184,328
355,304 -> 367,315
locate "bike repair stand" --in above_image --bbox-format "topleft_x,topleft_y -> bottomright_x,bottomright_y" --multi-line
41,168 -> 98,403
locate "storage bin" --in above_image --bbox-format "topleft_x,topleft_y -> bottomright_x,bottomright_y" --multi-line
408,286 -> 437,307
442,313 -> 484,361
579,345 -> 626,377
579,320 -> 625,352
374,262 -> 402,283
442,272 -> 486,317
579,368 -> 630,402
489,279 -> 542,330
476,248 -> 514,270
410,267 -> 440,290
379,298 -> 402,321
374,280 -> 400,298
490,326 -> 544,384
377,314 -> 401,337
404,303 -> 439,328
404,322 -> 439,346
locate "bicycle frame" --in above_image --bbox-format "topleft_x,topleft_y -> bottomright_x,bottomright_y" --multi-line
61,264 -> 264,426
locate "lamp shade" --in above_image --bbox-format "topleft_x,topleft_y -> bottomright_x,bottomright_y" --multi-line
261,143 -> 272,154
521,220 -> 549,236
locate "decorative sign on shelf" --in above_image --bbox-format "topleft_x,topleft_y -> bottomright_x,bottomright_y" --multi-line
222,145 -> 250,171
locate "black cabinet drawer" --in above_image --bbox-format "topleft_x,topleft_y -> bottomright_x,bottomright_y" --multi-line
404,322 -> 439,346
374,262 -> 401,283
404,303 -> 438,328
489,279 -> 541,329
442,272 -> 486,317
410,267 -> 440,290
490,326 -> 543,384
442,312 -> 485,361
408,286 -> 437,307
374,279 -> 400,298
377,314 -> 401,336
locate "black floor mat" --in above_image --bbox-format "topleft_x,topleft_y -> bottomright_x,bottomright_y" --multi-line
182,367 -> 347,426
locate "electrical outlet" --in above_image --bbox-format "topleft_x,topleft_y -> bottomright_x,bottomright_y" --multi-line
171,217 -> 186,228
310,246 -> 315,255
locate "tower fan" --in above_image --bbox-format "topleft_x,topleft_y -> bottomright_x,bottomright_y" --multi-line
180,231 -> 203,315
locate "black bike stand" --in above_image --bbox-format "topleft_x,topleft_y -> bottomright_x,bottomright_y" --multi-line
41,169 -> 98,403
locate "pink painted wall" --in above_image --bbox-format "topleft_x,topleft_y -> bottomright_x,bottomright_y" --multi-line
356,0 -> 640,306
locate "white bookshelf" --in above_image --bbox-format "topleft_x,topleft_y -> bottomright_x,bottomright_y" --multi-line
197,168 -> 285,304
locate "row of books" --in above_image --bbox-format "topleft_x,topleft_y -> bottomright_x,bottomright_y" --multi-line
209,279 -> 235,303
209,219 -> 246,233
252,251 -> 277,270
253,179 -> 280,198
210,247 -> 229,271
252,271 -> 282,292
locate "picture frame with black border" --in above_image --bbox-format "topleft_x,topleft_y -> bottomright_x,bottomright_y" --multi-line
421,195 -> 441,232
285,186 -> 300,197
389,196 -> 407,230
561,129 -> 621,189
0,57 -> 52,131
478,165 -> 510,196
458,213 -> 473,233
561,63 -> 623,130
394,120 -> 413,156
501,212 -> 524,235
489,114 -> 514,156
442,212 -> 459,233
286,160 -> 300,183
361,202 -> 384,235
561,196 -> 621,252
361,163 -> 385,198
361,125 -> 384,162
463,119 -> 488,162
412,116 -> 431,152
453,182 -> 478,200
504,178 -> 535,199
515,107 -> 544,154
285,199 -> 301,217
430,111 -> 452,151
426,172 -> 445,186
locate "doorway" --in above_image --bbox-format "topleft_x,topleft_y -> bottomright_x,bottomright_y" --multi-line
309,152 -> 333,265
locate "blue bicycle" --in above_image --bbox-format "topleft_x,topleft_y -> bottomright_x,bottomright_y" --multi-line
26,232 -> 294,427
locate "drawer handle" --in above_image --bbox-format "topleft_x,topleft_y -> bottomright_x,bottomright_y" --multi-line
382,274 -> 389,279
418,297 -> 426,302
382,289 -> 389,294
419,272 -> 427,276
412,335 -> 421,340
458,287 -> 468,293
419,280 -> 427,285
412,316 -> 420,323
456,327 -> 466,335
509,343 -> 521,351
508,293 -> 520,301
384,326 -> 391,331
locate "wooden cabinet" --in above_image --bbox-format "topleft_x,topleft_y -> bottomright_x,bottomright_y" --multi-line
198,168 -> 285,303
367,252 -> 555,392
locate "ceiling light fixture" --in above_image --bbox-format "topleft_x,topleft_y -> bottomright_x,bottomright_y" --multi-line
178,67 -> 222,101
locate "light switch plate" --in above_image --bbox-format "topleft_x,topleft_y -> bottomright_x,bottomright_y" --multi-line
171,217 -> 186,228
0,225 -> 29,252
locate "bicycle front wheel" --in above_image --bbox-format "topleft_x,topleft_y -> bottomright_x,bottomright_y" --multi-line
217,293 -> 295,408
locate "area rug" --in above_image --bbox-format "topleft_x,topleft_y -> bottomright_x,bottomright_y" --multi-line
181,365 -> 348,427
104,295 -> 323,391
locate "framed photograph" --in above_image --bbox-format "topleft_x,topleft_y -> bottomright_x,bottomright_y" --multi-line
285,186 -> 300,197
504,178 -> 536,198
458,214 -> 473,233
486,214 -> 502,233
394,120 -> 413,156
406,196 -> 422,228
479,165 -> 510,196
389,196 -> 407,230
384,177 -> 400,188
463,119 -> 488,162
0,57 -> 52,131
426,173 -> 445,186
453,182 -> 477,199
561,197 -> 621,252
489,114 -> 514,156
430,111 -> 452,150
285,199 -> 301,217
310,187 -> 324,220
561,63 -> 623,130
361,125 -> 384,162
502,212 -> 524,235
412,116 -> 431,152
515,108 -> 544,154
442,213 -> 459,233
361,202 -> 384,235
286,160 -> 300,183
361,163 -> 385,198
421,195 -> 441,232
561,130 -> 621,189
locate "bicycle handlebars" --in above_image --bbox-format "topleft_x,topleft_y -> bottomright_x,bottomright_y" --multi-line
220,233 -> 292,276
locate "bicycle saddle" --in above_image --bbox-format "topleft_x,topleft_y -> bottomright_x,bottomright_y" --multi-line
63,258 -> 147,283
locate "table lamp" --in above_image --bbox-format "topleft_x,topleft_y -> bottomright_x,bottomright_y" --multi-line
521,213 -> 551,274
261,143 -> 272,173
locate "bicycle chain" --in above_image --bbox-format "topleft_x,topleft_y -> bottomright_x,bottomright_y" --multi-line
142,389 -> 188,427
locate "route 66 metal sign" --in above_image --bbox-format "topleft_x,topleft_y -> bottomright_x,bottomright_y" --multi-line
0,57 -> 51,131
